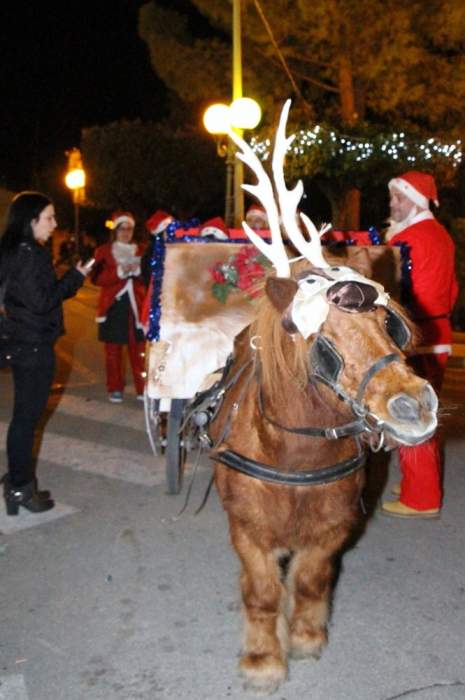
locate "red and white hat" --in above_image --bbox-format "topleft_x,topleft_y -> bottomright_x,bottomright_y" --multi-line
111,211 -> 135,229
388,171 -> 439,208
145,210 -> 173,235
245,204 -> 269,228
199,217 -> 230,241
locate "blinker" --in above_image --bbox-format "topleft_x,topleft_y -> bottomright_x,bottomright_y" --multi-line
310,334 -> 344,385
384,307 -> 411,350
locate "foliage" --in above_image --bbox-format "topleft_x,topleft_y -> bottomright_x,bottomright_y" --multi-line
80,119 -> 226,222
209,245 -> 271,303
139,0 -> 465,133
252,120 -> 462,190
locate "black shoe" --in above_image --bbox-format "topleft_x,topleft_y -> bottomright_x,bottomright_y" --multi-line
2,480 -> 55,516
1,474 -> 51,501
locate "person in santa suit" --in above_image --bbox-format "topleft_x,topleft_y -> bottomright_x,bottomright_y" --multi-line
381,171 -> 458,519
91,211 -> 146,403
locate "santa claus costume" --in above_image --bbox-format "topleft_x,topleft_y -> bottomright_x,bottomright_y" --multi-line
91,212 -> 147,402
382,171 -> 458,517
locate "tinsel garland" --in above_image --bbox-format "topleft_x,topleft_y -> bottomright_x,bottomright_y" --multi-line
368,226 -> 382,245
146,234 -> 167,341
392,241 -> 413,308
165,217 -> 201,241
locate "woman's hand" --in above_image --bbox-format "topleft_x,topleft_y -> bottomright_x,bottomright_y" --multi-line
76,258 -> 95,277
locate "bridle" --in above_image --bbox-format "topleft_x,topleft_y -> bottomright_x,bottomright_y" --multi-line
211,302 -> 412,487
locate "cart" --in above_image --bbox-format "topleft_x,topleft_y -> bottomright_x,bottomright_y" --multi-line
143,229 -> 403,494
144,234 -> 258,493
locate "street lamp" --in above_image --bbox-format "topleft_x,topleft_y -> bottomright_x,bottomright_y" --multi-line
204,98 -> 261,228
65,148 -> 86,257
203,0 -> 262,228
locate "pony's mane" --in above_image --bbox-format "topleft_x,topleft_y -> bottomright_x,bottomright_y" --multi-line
249,260 -> 313,401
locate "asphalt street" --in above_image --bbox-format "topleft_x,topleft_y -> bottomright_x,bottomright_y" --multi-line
0,282 -> 464,700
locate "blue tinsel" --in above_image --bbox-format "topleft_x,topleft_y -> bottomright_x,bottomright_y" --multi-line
146,234 -> 166,341
368,227 -> 382,245
392,241 -> 413,307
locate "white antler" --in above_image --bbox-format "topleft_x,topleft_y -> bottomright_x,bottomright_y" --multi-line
273,100 -> 329,269
227,130 -> 291,278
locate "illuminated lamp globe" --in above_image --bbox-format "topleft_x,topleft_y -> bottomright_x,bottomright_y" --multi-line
65,169 -> 85,190
229,98 -> 261,129
203,104 -> 231,134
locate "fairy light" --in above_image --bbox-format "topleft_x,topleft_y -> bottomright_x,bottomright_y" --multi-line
250,127 -> 462,168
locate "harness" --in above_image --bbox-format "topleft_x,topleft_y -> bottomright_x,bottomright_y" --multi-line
187,281 -> 412,487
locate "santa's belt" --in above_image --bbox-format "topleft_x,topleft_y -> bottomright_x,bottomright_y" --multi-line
411,344 -> 451,356
413,314 -> 448,322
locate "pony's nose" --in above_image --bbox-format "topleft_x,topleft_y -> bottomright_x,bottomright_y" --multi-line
387,384 -> 437,423
387,393 -> 420,423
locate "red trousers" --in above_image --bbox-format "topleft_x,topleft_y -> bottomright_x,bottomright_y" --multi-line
398,353 -> 448,510
103,317 -> 145,396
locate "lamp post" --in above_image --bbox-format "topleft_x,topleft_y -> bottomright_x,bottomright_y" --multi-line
65,148 -> 85,258
203,0 -> 261,228
204,98 -> 261,228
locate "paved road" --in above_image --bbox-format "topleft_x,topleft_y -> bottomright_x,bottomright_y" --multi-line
0,282 -> 464,700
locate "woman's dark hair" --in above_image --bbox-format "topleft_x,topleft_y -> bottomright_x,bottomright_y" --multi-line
0,191 -> 53,255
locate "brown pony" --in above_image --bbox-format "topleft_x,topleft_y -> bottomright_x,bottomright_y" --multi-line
206,103 -> 438,696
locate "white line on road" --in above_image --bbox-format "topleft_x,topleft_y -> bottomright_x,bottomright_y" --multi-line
0,421 -> 164,487
0,674 -> 29,700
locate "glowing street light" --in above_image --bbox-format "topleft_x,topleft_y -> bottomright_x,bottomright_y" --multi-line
204,98 -> 261,227
65,148 -> 86,257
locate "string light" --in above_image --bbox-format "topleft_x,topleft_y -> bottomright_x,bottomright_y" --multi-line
250,126 -> 462,168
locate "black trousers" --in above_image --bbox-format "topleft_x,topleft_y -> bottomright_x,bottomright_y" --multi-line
6,342 -> 55,487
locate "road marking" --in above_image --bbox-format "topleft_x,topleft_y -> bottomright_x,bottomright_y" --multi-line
0,674 -> 29,699
0,502 -> 79,536
49,393 -> 147,432
0,421 -> 164,487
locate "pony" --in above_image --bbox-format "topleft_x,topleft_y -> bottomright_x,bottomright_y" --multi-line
206,101 -> 438,696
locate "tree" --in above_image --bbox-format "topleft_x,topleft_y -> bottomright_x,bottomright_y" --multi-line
139,0 -> 465,227
80,119 -> 226,223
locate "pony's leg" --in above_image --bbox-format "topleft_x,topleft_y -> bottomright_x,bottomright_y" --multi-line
287,546 -> 334,660
232,526 -> 289,696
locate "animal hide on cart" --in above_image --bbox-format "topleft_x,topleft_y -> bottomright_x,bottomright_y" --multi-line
145,241 -> 401,402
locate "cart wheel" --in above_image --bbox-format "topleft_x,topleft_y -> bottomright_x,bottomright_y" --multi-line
165,398 -> 187,494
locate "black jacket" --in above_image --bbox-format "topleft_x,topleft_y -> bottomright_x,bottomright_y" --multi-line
1,241 -> 84,344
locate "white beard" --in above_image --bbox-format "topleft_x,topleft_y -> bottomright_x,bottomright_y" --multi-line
384,207 -> 434,241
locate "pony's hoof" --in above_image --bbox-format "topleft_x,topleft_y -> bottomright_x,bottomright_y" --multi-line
242,679 -> 280,697
239,653 -> 286,697
290,644 -> 324,662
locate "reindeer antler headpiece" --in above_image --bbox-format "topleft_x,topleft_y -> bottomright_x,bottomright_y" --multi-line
228,100 -> 389,338
228,99 -> 329,278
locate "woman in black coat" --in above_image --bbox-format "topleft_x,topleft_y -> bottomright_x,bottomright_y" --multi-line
0,192 -> 90,515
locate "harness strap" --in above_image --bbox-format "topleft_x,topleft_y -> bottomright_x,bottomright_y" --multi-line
211,443 -> 365,486
355,352 -> 401,406
258,387 -> 367,439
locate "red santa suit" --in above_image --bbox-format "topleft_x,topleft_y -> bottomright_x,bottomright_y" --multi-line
388,210 -> 458,510
91,240 -> 147,396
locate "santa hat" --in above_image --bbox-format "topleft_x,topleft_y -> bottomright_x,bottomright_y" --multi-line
245,204 -> 269,227
145,210 -> 173,235
199,217 -> 230,241
111,211 -> 135,229
388,171 -> 439,208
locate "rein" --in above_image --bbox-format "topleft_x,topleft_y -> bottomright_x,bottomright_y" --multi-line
259,350 -> 402,439
200,341 -> 401,488
212,439 -> 365,487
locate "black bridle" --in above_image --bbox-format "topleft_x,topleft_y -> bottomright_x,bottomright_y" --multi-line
208,301 -> 412,487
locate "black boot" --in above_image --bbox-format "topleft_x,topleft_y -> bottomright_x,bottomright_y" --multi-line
1,474 -> 51,501
2,480 -> 55,516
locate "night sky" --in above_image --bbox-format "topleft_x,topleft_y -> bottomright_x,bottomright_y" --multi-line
0,0 -> 199,189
